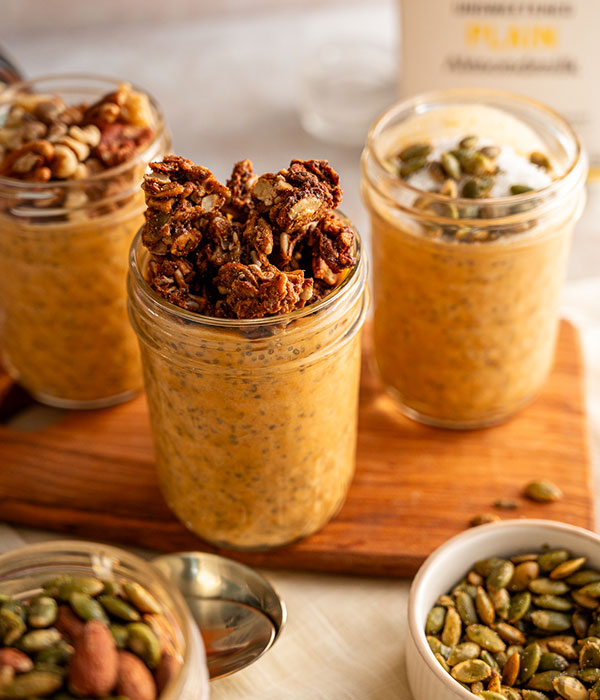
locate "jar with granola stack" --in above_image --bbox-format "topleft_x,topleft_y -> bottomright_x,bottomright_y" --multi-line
128,156 -> 368,549
0,75 -> 170,408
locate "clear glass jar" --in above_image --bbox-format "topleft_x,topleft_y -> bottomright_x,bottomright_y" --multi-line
0,75 -> 171,408
361,89 -> 588,429
128,227 -> 368,550
0,539 -> 209,699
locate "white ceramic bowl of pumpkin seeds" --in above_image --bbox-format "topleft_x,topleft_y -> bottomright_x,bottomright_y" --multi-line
407,519 -> 600,700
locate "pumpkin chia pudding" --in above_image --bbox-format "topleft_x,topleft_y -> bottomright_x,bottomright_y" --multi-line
128,155 -> 368,549
361,91 -> 587,428
0,76 -> 169,407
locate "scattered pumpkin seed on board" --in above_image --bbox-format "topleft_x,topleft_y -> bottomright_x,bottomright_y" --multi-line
425,547 -> 600,698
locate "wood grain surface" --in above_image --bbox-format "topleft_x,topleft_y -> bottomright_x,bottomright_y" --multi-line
0,320 -> 593,577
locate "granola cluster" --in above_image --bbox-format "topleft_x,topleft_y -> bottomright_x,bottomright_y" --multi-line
141,155 -> 355,319
0,82 -> 155,183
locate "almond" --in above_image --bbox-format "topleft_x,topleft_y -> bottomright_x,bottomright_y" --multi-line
116,650 -> 157,700
155,650 -> 181,694
68,620 -> 118,696
0,648 -> 34,673
55,604 -> 84,642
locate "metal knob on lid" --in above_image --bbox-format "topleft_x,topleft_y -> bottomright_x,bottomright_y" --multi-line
153,552 -> 286,680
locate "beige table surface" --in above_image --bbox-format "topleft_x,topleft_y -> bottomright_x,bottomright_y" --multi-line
2,2 -> 600,698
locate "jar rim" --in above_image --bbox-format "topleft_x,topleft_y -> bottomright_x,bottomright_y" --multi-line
362,88 -> 588,219
0,73 -> 167,191
128,215 -> 366,329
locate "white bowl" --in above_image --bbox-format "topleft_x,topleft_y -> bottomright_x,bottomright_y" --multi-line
406,519 -> 600,700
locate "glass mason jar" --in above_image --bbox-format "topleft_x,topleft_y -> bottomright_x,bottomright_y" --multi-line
0,540 -> 210,699
128,227 -> 368,550
361,90 -> 587,429
0,75 -> 170,408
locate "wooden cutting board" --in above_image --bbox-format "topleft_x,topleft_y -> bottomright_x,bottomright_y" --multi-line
0,320 -> 593,577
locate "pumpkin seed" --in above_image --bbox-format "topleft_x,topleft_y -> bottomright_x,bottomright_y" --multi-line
509,591 -> 532,623
0,609 -> 26,645
527,670 -> 561,691
468,571 -> 485,586
488,561 -> 515,591
529,578 -> 570,595
502,651 -> 521,686
57,577 -> 104,600
502,688 -> 523,700
579,640 -> 600,668
572,613 -> 591,641
547,639 -> 578,660
399,142 -> 432,161
477,692 -> 505,700
577,667 -> 600,683
530,610 -> 572,632
18,627 -> 61,652
42,576 -> 72,598
447,641 -> 481,666
434,652 -> 450,673
490,588 -> 511,620
426,606 -> 446,635
538,651 -> 569,672
578,582 -> 600,599
436,594 -> 455,608
476,586 -> 496,626
481,649 -> 500,671
524,480 -> 563,504
480,145 -> 501,159
462,177 -> 494,199
0,669 -> 62,698
427,635 -> 451,658
571,591 -> 599,610
426,161 -> 445,183
127,622 -> 161,668
475,558 -> 508,577
511,562 -> 540,592
69,592 -> 108,624
456,591 -> 478,626
532,595 -> 573,611
463,153 -> 496,176
98,594 -> 141,622
550,558 -> 586,580
35,640 -> 73,665
521,691 -> 550,700
27,596 -> 58,628
530,151 -> 551,170
518,643 -> 542,684
440,178 -> 458,199
459,135 -> 478,149
567,570 -> 600,587
434,652 -> 450,672
451,658 -> 492,683
442,606 -> 462,648
495,622 -> 526,646
400,157 -> 428,177
510,185 -> 533,195
109,623 -> 129,649
441,152 -> 461,180
122,582 -> 162,615
466,624 -> 506,653
552,675 -> 588,700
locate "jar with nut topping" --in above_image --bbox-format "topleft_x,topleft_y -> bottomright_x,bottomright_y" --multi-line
128,227 -> 368,550
361,90 -> 587,428
0,75 -> 170,408
0,540 -> 209,699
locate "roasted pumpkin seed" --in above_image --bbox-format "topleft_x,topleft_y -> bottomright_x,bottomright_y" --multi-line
466,624 -> 506,653
524,480 -> 563,504
399,142 -> 432,161
451,658 -> 492,683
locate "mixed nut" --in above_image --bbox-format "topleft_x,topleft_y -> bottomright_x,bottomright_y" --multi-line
388,134 -> 554,243
426,548 -> 600,699
0,575 -> 181,699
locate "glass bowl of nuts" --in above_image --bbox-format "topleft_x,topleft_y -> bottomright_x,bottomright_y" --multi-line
0,540 -> 209,700
407,519 -> 600,700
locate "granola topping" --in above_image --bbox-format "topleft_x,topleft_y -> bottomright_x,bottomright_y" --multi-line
0,82 -> 156,182
141,155 -> 355,319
